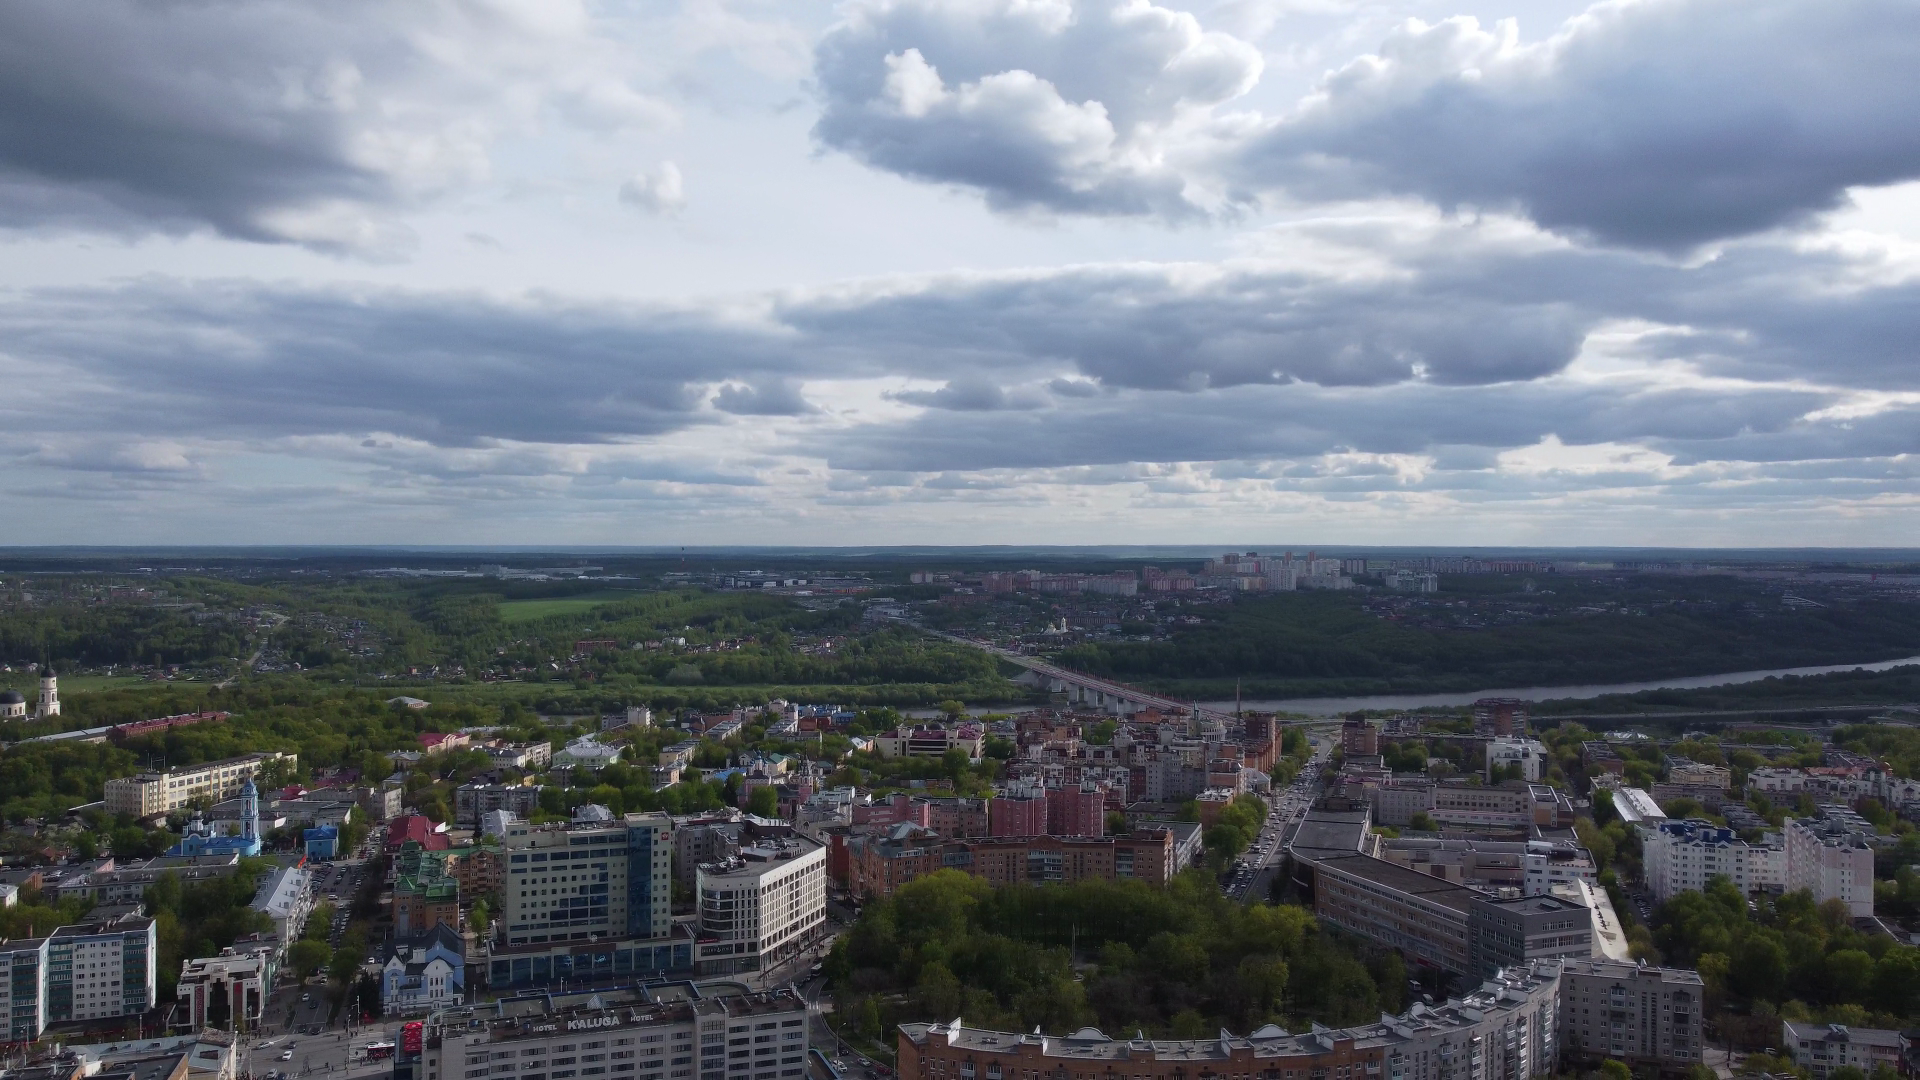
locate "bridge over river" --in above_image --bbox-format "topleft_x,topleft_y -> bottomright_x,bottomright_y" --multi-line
909,623 -> 1239,722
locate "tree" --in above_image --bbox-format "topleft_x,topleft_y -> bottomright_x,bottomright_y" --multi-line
1729,932 -> 1790,1004
747,786 -> 780,819
1598,1060 -> 1632,1080
289,939 -> 331,980
1409,812 -> 1437,833
470,899 -> 491,936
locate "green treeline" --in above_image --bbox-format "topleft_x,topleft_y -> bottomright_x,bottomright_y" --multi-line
1056,588 -> 1920,697
146,858 -> 277,999
0,605 -> 251,668
829,870 -> 1405,1044
1654,878 -> 1920,1040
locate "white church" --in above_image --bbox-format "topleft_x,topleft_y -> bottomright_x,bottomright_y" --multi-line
0,666 -> 60,721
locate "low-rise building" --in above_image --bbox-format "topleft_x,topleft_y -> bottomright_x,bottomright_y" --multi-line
103,752 -> 295,819
899,961 -> 1567,1080
249,863 -> 313,953
420,986 -> 811,1080
380,924 -> 465,1016
176,938 -> 280,1031
454,782 -> 542,828
872,724 -> 986,760
56,854 -> 241,905
553,736 -> 624,770
1783,1021 -> 1906,1080
1611,788 -> 1666,825
1486,738 -> 1548,783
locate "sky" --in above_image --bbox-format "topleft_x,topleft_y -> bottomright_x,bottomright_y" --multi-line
2,0 -> 1918,547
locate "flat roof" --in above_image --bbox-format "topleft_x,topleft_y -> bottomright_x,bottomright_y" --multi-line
1310,852 -> 1483,914
1287,809 -> 1371,856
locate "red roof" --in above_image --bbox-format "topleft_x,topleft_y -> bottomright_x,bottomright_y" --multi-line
419,733 -> 453,748
385,814 -> 437,851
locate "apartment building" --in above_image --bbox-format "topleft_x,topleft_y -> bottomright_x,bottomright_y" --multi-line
1786,810 -> 1878,917
695,839 -> 826,975
455,783 -> 543,828
489,813 -> 685,989
1341,717 -> 1379,756
1639,819 -> 1786,902
843,827 -> 1176,897
1486,738 -> 1547,783
0,908 -> 158,1041
1558,959 -> 1703,1073
56,854 -> 241,905
421,987 -> 811,1080
900,961 -> 1566,1080
1783,1021 -> 1907,1079
104,753 -> 296,818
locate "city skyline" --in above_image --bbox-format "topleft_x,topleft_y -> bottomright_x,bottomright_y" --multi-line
2,0 -> 1917,545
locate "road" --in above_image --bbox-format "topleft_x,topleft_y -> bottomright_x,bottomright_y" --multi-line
1226,737 -> 1333,903
909,624 -> 1238,723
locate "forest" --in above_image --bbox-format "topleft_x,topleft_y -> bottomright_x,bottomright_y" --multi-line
827,869 -> 1406,1052
1054,581 -> 1920,697
1651,878 -> 1920,1046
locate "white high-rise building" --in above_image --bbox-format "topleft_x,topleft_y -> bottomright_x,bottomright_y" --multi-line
1786,808 -> 1877,917
695,838 -> 826,975
489,812 -> 683,990
1638,819 -> 1784,902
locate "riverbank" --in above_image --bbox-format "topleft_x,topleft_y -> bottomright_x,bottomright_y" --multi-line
1199,656 -> 1920,717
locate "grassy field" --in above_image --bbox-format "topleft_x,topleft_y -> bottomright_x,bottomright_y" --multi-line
497,590 -> 642,624
0,673 -> 152,696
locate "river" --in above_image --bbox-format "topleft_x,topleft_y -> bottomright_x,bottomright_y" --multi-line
1196,655 -> 1920,717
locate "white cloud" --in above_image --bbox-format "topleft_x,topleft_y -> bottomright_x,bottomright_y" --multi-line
813,0 -> 1262,217
619,162 -> 688,215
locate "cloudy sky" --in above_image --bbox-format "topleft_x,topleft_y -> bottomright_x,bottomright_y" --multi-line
2,0 -> 1917,547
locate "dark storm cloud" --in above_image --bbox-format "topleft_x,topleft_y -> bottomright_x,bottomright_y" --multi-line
0,280 -> 789,445
1,227 -> 1915,484
814,0 -> 1920,252
1242,0 -> 1920,250
0,1 -> 662,253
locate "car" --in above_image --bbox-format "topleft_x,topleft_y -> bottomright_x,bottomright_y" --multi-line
280,1052 -> 294,1062
300,993 -> 311,1002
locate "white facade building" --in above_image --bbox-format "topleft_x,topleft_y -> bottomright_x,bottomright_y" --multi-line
695,838 -> 827,975
1786,811 -> 1877,918
1487,737 -> 1548,783
1639,819 -> 1785,903
250,863 -> 313,954
103,751 -> 295,818
554,736 -> 624,770
422,987 -> 812,1080
1611,787 -> 1667,825
1784,1021 -> 1907,1079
